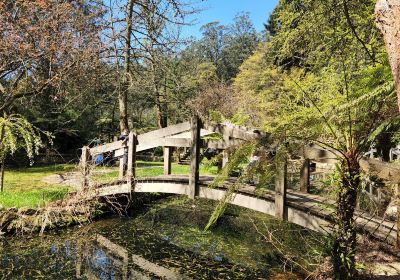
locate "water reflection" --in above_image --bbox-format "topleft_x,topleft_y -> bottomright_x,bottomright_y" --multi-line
0,218 -> 269,279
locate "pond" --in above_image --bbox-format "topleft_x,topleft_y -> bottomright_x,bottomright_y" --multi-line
0,196 -> 322,279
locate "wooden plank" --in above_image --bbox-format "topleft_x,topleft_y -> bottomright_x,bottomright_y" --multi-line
90,140 -> 125,156
114,148 -> 124,158
300,158 -> 310,193
189,117 -> 201,199
136,137 -> 191,152
163,147 -> 172,175
119,158 -> 125,180
275,161 -> 287,220
301,144 -> 338,164
137,122 -> 190,142
204,123 -> 262,141
206,139 -> 245,149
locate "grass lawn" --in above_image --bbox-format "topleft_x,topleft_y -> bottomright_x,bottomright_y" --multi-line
92,161 -> 219,184
0,164 -> 76,209
0,161 -> 219,209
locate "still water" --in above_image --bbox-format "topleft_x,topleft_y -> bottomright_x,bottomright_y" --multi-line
0,197 -> 311,279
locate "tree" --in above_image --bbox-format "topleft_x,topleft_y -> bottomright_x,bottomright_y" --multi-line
0,0 -> 104,114
0,114 -> 48,192
103,0 -> 197,131
375,0 -> 400,111
234,1 -> 397,278
219,13 -> 259,81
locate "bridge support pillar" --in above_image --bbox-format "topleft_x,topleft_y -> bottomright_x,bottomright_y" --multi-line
300,158 -> 310,193
164,147 -> 172,175
189,116 -> 202,199
127,132 -> 137,186
275,161 -> 287,220
80,146 -> 90,190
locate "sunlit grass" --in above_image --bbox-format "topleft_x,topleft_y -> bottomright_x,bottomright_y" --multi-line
0,164 -> 76,209
0,161 -> 220,209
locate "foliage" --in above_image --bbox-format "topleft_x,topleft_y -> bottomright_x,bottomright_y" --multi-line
234,0 -> 398,278
0,114 -> 47,159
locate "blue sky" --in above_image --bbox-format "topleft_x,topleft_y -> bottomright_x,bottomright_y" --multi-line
183,0 -> 279,38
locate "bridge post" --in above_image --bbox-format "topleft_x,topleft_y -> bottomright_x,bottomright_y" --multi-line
119,159 -> 125,180
80,146 -> 90,190
127,132 -> 136,185
300,158 -> 310,193
275,161 -> 287,220
189,116 -> 202,199
164,147 -> 172,175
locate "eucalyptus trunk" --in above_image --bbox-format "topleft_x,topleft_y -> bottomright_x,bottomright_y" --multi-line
375,0 -> 400,111
332,151 -> 360,280
0,158 -> 4,193
119,0 -> 135,133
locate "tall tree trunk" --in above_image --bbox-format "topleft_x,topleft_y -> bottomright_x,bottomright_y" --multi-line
0,158 -> 5,193
375,0 -> 400,110
0,126 -> 4,192
119,0 -> 135,133
332,151 -> 360,280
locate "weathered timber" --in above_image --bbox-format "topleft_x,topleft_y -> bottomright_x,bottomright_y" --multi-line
303,144 -> 400,184
136,137 -> 191,152
137,121 -> 190,142
204,122 -> 263,141
80,146 -> 90,189
119,158 -> 125,180
300,158 -> 310,193
301,144 -> 338,164
206,138 -> 245,149
275,161 -> 288,220
163,147 -> 172,175
127,132 -> 136,183
90,140 -> 125,156
189,116 -> 202,199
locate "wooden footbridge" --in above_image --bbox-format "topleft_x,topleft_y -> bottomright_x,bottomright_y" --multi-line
80,118 -> 398,246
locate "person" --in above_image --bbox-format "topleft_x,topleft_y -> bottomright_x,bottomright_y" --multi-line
94,137 -> 104,166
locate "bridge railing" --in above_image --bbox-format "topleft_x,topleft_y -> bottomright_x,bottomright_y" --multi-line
80,132 -> 137,189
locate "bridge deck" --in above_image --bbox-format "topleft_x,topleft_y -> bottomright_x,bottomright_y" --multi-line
92,175 -> 397,245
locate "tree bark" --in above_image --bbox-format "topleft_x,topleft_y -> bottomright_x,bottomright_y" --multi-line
332,152 -> 360,280
119,0 -> 135,133
0,158 -> 4,193
375,0 -> 400,110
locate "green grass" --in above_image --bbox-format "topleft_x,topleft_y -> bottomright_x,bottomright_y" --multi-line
0,161 -> 220,209
92,161 -> 219,184
0,164 -> 76,209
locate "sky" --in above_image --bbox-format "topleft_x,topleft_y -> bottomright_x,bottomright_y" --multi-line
183,0 -> 279,38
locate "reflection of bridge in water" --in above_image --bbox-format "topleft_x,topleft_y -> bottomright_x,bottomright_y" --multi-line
76,234 -> 182,280
80,119 -> 398,247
